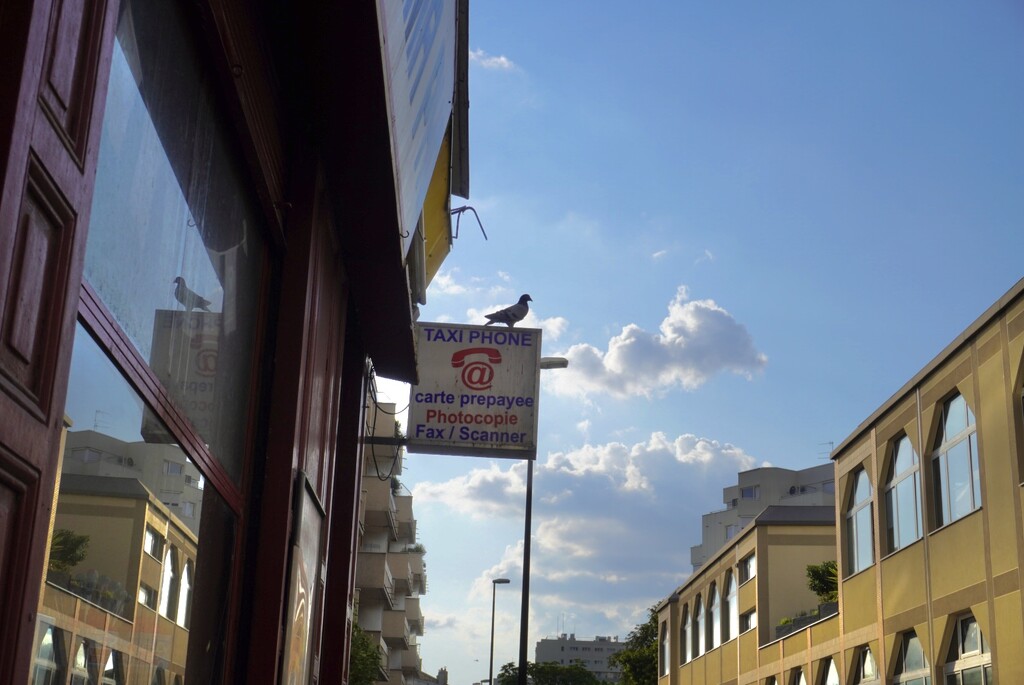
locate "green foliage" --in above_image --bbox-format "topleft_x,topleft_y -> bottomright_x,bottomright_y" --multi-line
806,560 -> 838,603
608,605 -> 658,685
349,625 -> 381,685
49,528 -> 89,573
496,660 -> 600,685
778,617 -> 793,626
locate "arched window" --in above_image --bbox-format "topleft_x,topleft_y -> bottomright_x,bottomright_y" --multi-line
158,547 -> 180,621
692,595 -> 704,657
852,645 -> 879,684
679,605 -> 689,664
176,560 -> 193,628
819,658 -> 839,685
723,571 -> 738,642
885,435 -> 922,553
658,622 -> 669,677
944,613 -> 992,684
708,584 -> 721,650
893,631 -> 929,683
933,393 -> 982,526
846,468 -> 874,574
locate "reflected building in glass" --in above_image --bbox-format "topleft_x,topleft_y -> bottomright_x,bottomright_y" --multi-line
0,0 -> 470,681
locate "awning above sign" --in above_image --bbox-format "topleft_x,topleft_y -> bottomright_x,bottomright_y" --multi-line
407,322 -> 541,458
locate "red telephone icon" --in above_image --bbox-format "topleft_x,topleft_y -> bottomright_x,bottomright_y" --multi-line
451,347 -> 502,368
451,347 -> 501,390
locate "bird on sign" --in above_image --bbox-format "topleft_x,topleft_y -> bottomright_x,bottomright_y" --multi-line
172,277 -> 213,312
484,294 -> 531,327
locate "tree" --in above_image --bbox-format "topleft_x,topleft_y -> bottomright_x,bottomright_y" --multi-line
349,624 -> 381,685
806,560 -> 838,603
496,660 -> 600,685
48,528 -> 89,574
608,606 -> 658,685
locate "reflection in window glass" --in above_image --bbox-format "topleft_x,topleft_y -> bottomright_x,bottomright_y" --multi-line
83,0 -> 266,485
933,393 -> 982,526
38,323 -> 234,684
885,435 -> 922,553
945,614 -> 992,684
32,624 -> 69,685
847,469 -> 874,574
822,658 -> 840,685
894,631 -> 931,684
708,585 -> 721,650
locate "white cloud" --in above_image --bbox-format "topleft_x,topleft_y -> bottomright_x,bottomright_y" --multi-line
412,462 -> 526,519
431,268 -> 470,295
413,431 -> 762,678
652,249 -> 668,260
548,286 -> 767,398
470,48 -> 517,71
696,249 -> 714,265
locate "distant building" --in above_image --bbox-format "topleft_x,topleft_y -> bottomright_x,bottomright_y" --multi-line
535,634 -> 625,682
689,463 -> 835,571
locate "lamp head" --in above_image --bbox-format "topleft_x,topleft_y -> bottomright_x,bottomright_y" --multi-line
493,578 -> 511,585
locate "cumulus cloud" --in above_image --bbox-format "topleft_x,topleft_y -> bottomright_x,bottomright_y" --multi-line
548,286 -> 766,398
470,48 -> 517,70
414,432 -> 764,675
412,462 -> 526,518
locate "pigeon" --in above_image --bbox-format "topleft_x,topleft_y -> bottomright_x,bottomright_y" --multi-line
172,277 -> 213,312
484,294 -> 532,327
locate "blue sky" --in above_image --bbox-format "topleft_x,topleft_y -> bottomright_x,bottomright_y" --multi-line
375,3 -> 1024,683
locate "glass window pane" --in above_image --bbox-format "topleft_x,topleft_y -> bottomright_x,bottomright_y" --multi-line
934,456 -> 949,526
855,505 -> 873,571
947,440 -> 974,521
945,395 -> 968,440
894,436 -> 915,474
961,616 -> 980,654
861,647 -> 877,680
905,634 -> 925,672
896,475 -> 921,548
854,470 -> 871,504
83,0 -> 266,485
970,433 -> 982,509
961,666 -> 983,685
39,323 -> 236,683
825,658 -> 840,685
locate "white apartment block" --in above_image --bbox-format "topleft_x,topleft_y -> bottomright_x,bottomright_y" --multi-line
688,463 -> 835,571
535,634 -> 624,682
356,400 -> 428,685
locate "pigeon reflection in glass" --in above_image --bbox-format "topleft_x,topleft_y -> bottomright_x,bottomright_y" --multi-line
172,276 -> 213,312
484,294 -> 531,327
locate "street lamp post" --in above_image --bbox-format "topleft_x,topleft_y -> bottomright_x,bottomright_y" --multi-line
518,357 -> 569,685
490,578 -> 511,685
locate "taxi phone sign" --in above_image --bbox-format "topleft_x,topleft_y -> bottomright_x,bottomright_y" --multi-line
407,322 -> 541,458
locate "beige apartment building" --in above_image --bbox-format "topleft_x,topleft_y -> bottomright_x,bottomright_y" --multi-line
658,276 -> 1024,684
